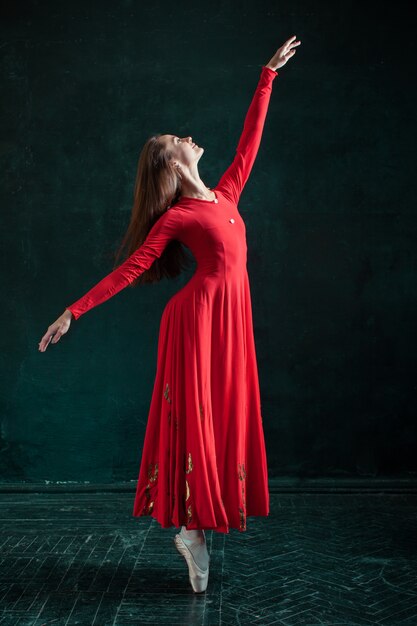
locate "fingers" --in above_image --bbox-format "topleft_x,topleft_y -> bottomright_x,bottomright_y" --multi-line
285,35 -> 297,46
283,36 -> 301,54
38,322 -> 65,352
285,40 -> 301,54
51,328 -> 63,344
281,37 -> 301,64
38,332 -> 54,352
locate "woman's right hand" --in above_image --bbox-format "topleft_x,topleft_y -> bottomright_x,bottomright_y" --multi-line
38,309 -> 73,352
265,35 -> 301,71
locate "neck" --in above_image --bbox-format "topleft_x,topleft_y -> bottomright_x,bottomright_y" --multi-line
179,165 -> 212,199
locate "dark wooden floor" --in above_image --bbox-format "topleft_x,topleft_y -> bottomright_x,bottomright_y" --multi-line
0,491 -> 416,625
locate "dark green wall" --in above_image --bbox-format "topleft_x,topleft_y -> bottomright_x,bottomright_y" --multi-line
1,1 -> 416,484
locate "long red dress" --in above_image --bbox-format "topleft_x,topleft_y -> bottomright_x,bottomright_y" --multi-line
67,65 -> 278,533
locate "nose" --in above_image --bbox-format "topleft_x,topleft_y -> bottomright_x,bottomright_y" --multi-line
180,136 -> 194,147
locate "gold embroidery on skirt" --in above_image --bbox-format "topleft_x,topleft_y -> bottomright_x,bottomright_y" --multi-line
164,383 -> 171,403
183,453 -> 193,524
164,383 -> 173,426
238,462 -> 247,531
148,462 -> 159,483
185,452 -> 193,474
141,461 -> 159,516
239,506 -> 245,529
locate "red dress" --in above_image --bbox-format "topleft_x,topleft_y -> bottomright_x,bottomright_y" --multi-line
67,65 -> 278,533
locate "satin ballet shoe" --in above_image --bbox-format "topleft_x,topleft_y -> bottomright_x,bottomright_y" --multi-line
173,533 -> 210,593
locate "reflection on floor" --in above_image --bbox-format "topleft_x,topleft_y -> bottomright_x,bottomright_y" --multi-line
0,491 -> 416,625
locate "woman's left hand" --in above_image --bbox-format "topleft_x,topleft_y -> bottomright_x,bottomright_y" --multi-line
265,35 -> 301,71
38,309 -> 73,352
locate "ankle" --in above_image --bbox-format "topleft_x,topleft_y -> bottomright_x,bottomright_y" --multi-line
181,526 -> 205,542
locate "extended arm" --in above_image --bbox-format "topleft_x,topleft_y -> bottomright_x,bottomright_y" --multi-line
215,65 -> 278,205
39,207 -> 184,351
66,209 -> 183,320
215,36 -> 300,205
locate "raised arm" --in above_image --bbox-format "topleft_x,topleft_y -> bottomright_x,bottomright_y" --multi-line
215,36 -> 301,205
215,66 -> 278,205
66,209 -> 184,320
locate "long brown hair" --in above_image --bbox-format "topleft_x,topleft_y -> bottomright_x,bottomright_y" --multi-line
112,133 -> 192,285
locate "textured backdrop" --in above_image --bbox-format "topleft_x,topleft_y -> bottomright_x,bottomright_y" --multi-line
1,0 -> 416,484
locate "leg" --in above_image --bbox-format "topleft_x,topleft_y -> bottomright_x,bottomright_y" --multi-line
179,526 -> 209,569
174,526 -> 210,593
180,526 -> 205,541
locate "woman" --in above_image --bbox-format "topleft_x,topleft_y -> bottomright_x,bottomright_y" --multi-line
38,35 -> 301,593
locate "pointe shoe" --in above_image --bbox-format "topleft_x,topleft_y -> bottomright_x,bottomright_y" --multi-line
173,533 -> 210,593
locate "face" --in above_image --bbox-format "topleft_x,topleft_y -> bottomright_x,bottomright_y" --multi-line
159,134 -> 204,168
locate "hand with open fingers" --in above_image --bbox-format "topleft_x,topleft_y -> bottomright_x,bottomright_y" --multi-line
38,309 -> 73,352
266,35 -> 301,71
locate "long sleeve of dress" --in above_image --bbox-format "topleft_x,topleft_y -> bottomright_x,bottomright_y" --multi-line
215,65 -> 278,205
66,209 -> 184,320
